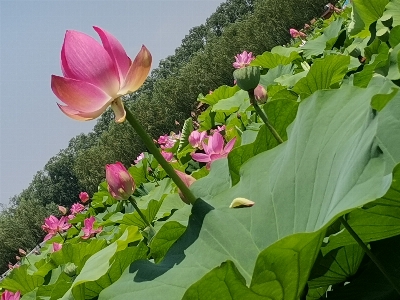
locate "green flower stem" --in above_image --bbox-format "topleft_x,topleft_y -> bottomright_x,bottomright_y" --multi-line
128,196 -> 155,234
340,216 -> 400,295
125,106 -> 197,205
248,90 -> 283,144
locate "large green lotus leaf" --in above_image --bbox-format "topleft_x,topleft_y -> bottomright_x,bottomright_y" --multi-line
353,43 -> 390,88
199,85 -> 240,106
0,265 -> 44,294
321,164 -> 400,254
99,84 -> 398,299
293,55 -> 350,98
260,64 -> 294,87
323,235 -> 400,299
60,226 -> 143,299
350,0 -> 389,36
251,51 -> 300,69
382,0 -> 400,27
212,90 -> 249,113
308,243 -> 364,289
387,43 -> 400,80
302,18 -> 344,58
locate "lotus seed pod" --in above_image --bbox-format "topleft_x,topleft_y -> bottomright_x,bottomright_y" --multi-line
233,66 -> 260,91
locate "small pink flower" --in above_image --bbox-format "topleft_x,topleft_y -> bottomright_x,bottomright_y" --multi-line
254,85 -> 268,103
106,162 -> 136,200
15,256 -> 20,261
161,151 -> 174,162
58,205 -> 67,215
52,242 -> 63,252
8,263 -> 15,270
134,152 -> 145,164
157,134 -> 169,145
79,192 -> 90,203
42,215 -> 72,241
191,132 -> 236,169
233,51 -> 255,69
70,203 -> 85,214
1,290 -> 21,300
175,170 -> 197,204
210,125 -> 226,134
82,217 -> 102,239
188,130 -> 208,149
289,28 -> 306,38
51,27 -> 152,123
18,249 -> 26,256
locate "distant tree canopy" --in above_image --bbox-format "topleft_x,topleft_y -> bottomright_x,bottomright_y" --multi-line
0,0 -> 331,273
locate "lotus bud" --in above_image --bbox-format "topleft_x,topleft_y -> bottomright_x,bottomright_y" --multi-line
175,170 -> 196,204
63,262 -> 77,277
15,256 -> 21,261
79,192 -> 90,203
233,66 -> 260,91
58,205 -> 67,215
106,162 -> 136,200
18,248 -> 27,256
229,197 -> 255,208
254,85 -> 268,104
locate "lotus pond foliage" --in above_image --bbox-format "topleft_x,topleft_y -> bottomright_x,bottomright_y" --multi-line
2,0 -> 400,299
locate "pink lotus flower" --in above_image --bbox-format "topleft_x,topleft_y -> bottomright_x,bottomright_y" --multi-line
79,192 -> 90,203
175,170 -> 197,204
191,132 -> 236,169
52,242 -> 63,252
134,152 -> 145,164
161,151 -> 174,162
188,130 -> 208,149
58,205 -> 67,215
70,203 -> 85,214
233,51 -> 255,69
1,290 -> 21,300
82,217 -> 102,239
157,134 -> 169,145
42,215 -> 71,241
51,26 -> 152,123
106,162 -> 136,200
210,125 -> 226,134
289,28 -> 306,38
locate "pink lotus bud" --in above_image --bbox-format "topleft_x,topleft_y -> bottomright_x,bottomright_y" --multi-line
18,248 -> 26,256
254,85 -> 268,103
161,151 -> 174,162
52,242 -> 63,252
175,170 -> 196,204
58,205 -> 67,215
106,162 -> 136,200
15,256 -> 21,261
79,192 -> 90,203
1,290 -> 21,300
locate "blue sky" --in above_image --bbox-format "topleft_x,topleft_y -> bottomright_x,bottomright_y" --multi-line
0,0 -> 224,205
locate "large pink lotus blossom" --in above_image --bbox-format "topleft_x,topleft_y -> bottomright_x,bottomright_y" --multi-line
79,192 -> 90,203
42,215 -> 71,241
191,132 -> 236,169
233,51 -> 255,69
188,130 -> 208,149
82,217 -> 102,239
70,203 -> 85,214
289,28 -> 306,38
51,26 -> 152,123
106,162 -> 136,200
1,290 -> 21,300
